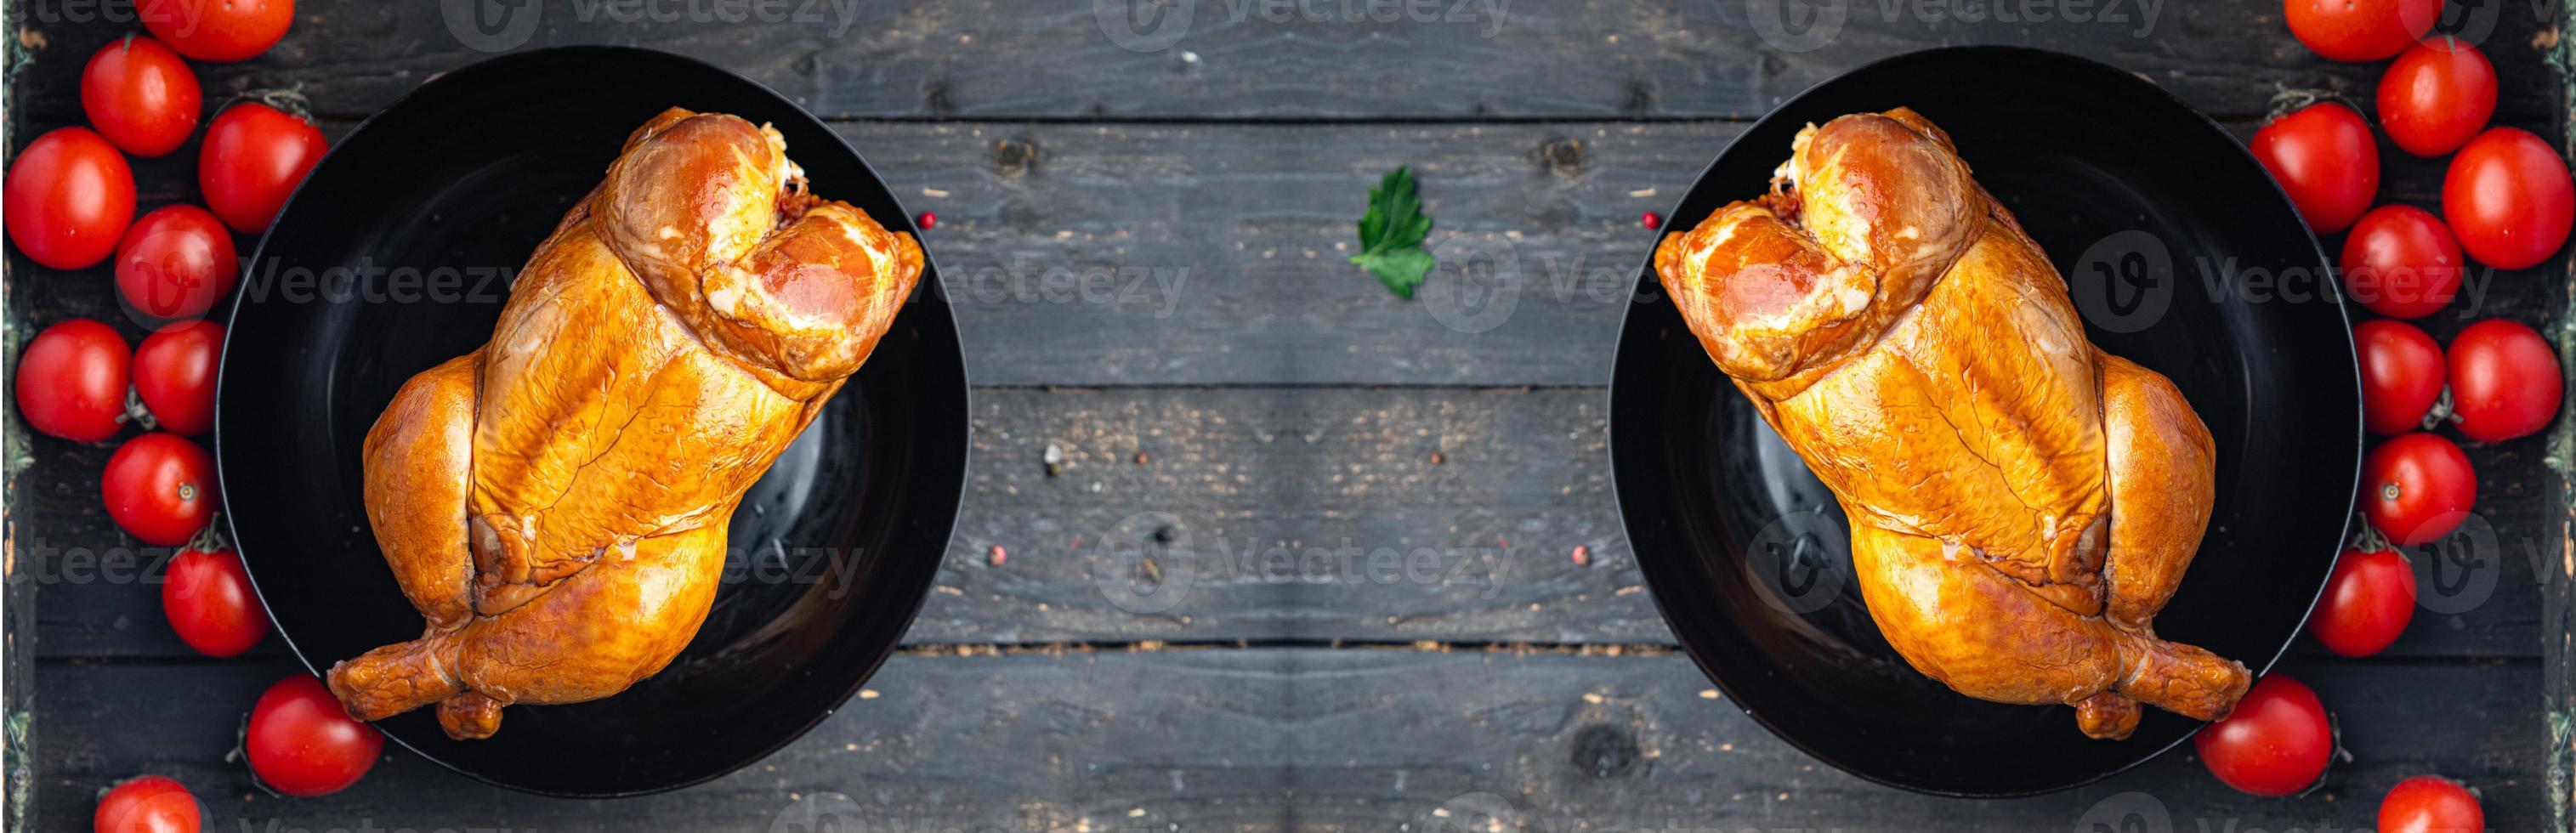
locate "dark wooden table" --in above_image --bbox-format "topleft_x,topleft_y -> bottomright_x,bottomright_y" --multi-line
6,2 -> 2572,830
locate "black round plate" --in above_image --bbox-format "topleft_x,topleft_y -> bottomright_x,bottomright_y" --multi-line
1608,47 -> 2359,796
214,47 -> 968,796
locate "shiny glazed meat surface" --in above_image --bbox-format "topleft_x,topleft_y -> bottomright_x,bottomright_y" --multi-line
326,108 -> 923,740
1653,109 -> 2248,740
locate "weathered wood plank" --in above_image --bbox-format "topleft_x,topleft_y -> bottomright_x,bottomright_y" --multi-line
26,651 -> 2549,832
31,652 -> 1292,833
7,0 -> 2566,122
850,120 -> 1701,388
5,351 -> 37,833
14,116 -> 2562,388
14,118 -> 2559,653
1286,651 -> 2550,833
20,118 -> 1717,387
5,1 -> 2568,830
28,388 -> 1657,653
925,387 -> 1650,643
2543,260 -> 2575,833
31,388 -> 2546,655
859,116 -> 2569,388
2542,31 -> 2576,830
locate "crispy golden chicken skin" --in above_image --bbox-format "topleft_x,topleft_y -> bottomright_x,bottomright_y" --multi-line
326,109 -> 922,740
1654,109 -> 2247,739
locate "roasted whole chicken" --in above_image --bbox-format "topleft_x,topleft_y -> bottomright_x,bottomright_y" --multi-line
326,108 -> 923,740
1653,109 -> 2250,740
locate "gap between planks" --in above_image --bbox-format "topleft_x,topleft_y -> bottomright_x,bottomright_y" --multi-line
294,113 -> 2318,130
34,641 -> 2546,665
963,382 -> 1612,391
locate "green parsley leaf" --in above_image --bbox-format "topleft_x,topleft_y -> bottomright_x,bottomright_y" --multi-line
1353,246 -> 1435,299
1351,167 -> 1434,298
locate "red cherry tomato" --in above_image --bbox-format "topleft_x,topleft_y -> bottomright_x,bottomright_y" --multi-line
102,432 -> 215,547
133,321 -> 222,436
81,36 -> 201,158
2195,673 -> 2334,796
2377,39 -> 2497,157
247,674 -> 382,796
2446,318 -> 2562,442
116,205 -> 240,322
2285,0 -> 2438,61
199,102 -> 327,234
2309,547 -> 2416,657
2363,432 -> 2476,546
4,127 -> 137,269
2357,320 -> 2446,436
2380,775 -> 2485,833
2252,102 -> 2380,234
162,546 -> 267,657
14,319 -> 132,443
2443,127 -> 2576,269
139,0 -> 292,62
93,774 -> 200,833
2341,205 -> 2463,319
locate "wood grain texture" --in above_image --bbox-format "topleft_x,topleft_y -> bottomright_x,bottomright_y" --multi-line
29,386 -> 2546,654
2545,26 -> 2576,829
7,0 -> 2572,829
5,374 -> 33,833
12,118 -> 2559,388
26,651 -> 2549,832
849,120 -> 1705,387
1284,651 -> 2550,833
14,118 -> 1718,387
26,387 -> 1657,650
870,117 -> 2573,387
3,0 -> 2566,122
